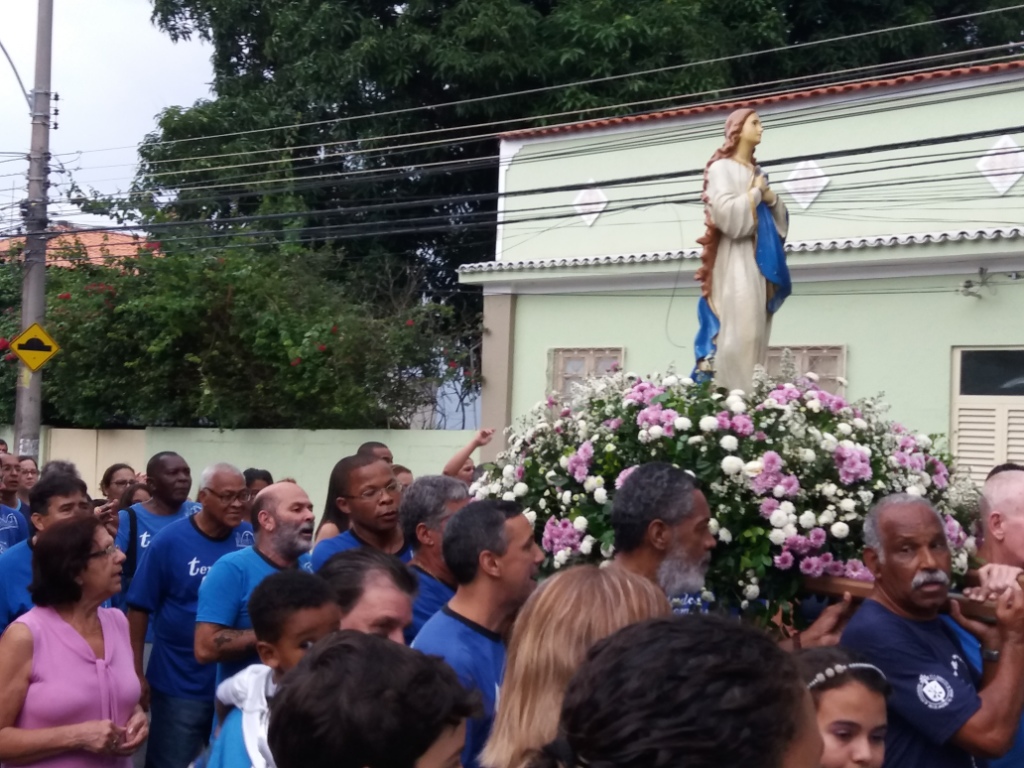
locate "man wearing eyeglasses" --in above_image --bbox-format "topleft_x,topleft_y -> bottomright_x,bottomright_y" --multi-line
125,462 -> 254,768
312,453 -> 412,571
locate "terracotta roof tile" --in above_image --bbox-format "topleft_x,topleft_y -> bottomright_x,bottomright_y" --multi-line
0,223 -> 159,267
503,60 -> 1024,140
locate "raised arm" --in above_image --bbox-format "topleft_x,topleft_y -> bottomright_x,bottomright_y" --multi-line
443,429 -> 495,478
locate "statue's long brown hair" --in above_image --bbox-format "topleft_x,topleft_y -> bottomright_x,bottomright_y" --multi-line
694,108 -> 758,300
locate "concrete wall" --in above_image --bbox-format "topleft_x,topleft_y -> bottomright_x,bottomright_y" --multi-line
508,273 -> 1024,437
0,427 -> 478,518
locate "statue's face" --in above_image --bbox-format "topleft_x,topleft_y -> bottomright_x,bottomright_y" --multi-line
740,113 -> 764,146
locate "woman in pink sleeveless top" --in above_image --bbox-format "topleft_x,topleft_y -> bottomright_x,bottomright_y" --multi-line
0,515 -> 147,766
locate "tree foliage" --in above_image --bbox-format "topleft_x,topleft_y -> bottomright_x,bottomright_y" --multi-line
0,242 -> 475,429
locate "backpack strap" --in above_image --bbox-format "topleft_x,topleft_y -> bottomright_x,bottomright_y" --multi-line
125,507 -> 139,580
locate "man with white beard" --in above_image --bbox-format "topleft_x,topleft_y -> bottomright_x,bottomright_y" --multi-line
611,461 -> 851,649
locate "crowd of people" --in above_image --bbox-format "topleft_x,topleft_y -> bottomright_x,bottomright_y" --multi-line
0,433 -> 1023,768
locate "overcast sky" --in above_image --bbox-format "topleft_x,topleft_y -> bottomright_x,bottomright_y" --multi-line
0,0 -> 212,230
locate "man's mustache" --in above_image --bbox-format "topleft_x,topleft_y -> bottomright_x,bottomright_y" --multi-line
911,570 -> 950,590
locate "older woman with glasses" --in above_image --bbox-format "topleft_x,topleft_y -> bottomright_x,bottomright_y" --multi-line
0,515 -> 147,766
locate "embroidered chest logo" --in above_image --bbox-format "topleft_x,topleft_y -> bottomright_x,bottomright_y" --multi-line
917,675 -> 954,709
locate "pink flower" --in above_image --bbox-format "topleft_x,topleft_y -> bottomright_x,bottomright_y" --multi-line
759,498 -> 780,518
716,411 -> 732,429
566,441 -> 594,483
754,431 -> 768,441
778,475 -> 801,498
515,465 -> 525,481
622,381 -> 666,407
774,551 -> 795,570
786,536 -> 813,556
944,515 -> 967,548
808,528 -> 827,549
603,418 -> 622,430
615,466 -> 639,489
731,414 -> 754,436
762,451 -> 783,474
825,560 -> 847,577
834,445 -> 872,485
844,559 -> 874,582
799,556 -> 825,577
542,517 -> 582,554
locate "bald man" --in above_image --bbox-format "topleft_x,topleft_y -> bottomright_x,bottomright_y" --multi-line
194,482 -> 315,686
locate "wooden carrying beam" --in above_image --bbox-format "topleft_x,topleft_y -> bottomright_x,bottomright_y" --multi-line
803,576 -> 997,624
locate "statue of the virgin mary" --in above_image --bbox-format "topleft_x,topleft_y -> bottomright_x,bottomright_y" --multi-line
693,109 -> 791,392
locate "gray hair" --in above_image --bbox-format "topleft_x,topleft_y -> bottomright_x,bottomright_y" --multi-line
863,493 -> 945,562
399,475 -> 470,552
611,462 -> 697,553
200,462 -> 243,489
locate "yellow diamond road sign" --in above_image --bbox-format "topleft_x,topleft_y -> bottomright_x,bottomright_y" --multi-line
11,323 -> 60,372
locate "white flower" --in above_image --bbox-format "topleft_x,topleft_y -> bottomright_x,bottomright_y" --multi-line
718,528 -> 733,544
806,399 -> 822,413
538,498 -> 547,510
799,511 -> 817,530
605,443 -> 616,453
769,509 -> 789,528
799,449 -> 816,463
583,476 -> 600,493
662,375 -> 679,387
858,491 -> 875,505
638,429 -> 651,444
821,433 -> 839,451
649,425 -> 664,440
778,501 -> 796,516
915,434 -> 933,449
594,487 -> 608,505
804,372 -> 820,382
600,541 -> 615,559
579,535 -> 596,556
558,456 -> 570,469
720,435 -> 739,451
674,416 -> 692,432
688,435 -> 704,446
729,400 -> 747,414
830,522 -> 850,539
821,483 -> 838,498
768,529 -> 787,546
544,471 -> 559,485
577,422 -> 589,439
743,584 -> 760,601
707,518 -> 721,535
561,491 -> 573,506
741,600 -> 750,610
573,516 -> 589,533
773,484 -> 786,499
699,416 -> 720,432
782,523 -> 798,538
817,509 -> 835,526
852,418 -> 868,430
964,536 -> 978,555
513,482 -> 529,498
553,548 -> 571,568
953,551 -> 968,575
906,484 -> 925,497
680,377 -> 695,386
502,465 -> 516,480
501,492 -> 516,501
523,510 -> 537,525
839,498 -> 857,513
744,460 -> 764,477
919,473 -> 932,489
721,456 -> 745,475
836,423 -> 853,436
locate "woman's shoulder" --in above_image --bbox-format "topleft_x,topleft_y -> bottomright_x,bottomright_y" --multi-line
98,606 -> 130,632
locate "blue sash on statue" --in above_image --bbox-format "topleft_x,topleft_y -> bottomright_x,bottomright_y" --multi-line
692,201 -> 789,380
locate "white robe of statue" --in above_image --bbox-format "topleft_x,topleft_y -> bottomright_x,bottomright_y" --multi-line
706,158 -> 789,393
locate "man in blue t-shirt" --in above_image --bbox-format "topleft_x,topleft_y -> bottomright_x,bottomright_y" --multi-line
127,463 -> 255,768
116,451 -> 201,607
195,482 -> 315,687
413,499 -> 543,768
398,475 -> 468,643
842,494 -> 1024,768
0,471 -> 91,628
0,452 -> 28,554
312,454 -> 411,570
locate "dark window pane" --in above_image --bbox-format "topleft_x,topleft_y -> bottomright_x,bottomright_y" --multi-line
960,350 -> 1024,396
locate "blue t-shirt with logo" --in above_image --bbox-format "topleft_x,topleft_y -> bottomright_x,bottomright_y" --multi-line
311,529 -> 413,571
196,546 -> 312,685
126,516 -> 254,700
406,566 -> 455,644
0,504 -> 28,557
413,606 -> 505,768
942,617 -> 1024,768
115,500 -> 202,611
842,599 -> 984,768
0,539 -> 33,629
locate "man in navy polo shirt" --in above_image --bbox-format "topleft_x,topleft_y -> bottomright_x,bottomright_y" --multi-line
0,452 -> 27,554
398,475 -> 469,642
195,481 -> 315,686
842,494 -> 1024,768
126,463 -> 254,768
413,499 -> 543,768
0,470 -> 91,628
312,454 -> 410,570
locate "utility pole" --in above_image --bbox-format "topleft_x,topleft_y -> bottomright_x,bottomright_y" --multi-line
14,0 -> 53,460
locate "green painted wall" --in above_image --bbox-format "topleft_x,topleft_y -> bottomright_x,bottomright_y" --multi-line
509,274 -> 1024,437
501,78 -> 1023,264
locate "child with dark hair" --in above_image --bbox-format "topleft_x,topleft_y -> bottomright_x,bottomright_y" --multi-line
268,631 -> 481,768
795,647 -> 890,768
203,571 -> 341,768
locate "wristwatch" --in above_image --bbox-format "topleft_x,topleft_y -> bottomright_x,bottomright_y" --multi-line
982,648 -> 1001,663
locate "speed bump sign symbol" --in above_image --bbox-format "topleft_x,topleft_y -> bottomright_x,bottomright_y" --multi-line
11,323 -> 60,372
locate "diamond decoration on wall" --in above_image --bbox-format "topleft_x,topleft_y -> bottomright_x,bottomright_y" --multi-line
573,183 -> 608,227
977,136 -> 1024,196
783,160 -> 830,209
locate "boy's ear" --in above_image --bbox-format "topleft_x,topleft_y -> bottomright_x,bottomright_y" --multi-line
256,640 -> 281,671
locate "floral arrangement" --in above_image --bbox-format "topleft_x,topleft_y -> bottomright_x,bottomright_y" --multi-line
473,363 -> 979,624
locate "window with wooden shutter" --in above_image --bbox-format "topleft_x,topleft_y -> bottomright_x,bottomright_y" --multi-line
766,346 -> 846,395
951,348 -> 1024,482
550,348 -> 623,399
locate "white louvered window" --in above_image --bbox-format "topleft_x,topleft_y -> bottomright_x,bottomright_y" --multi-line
550,348 -> 623,399
767,346 -> 846,395
952,348 -> 1024,483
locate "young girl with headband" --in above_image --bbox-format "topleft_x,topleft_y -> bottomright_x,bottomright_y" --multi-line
796,647 -> 891,768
